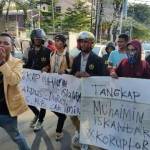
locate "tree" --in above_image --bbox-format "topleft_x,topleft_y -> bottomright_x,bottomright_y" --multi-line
110,0 -> 123,41
0,0 -> 6,15
94,0 -> 104,42
0,0 -> 31,24
128,3 -> 150,28
121,17 -> 150,40
35,0 -> 62,33
61,0 -> 91,32
0,0 -> 30,32
125,3 -> 150,40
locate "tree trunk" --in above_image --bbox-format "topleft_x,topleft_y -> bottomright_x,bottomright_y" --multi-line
5,0 -> 11,23
111,0 -> 123,42
0,0 -> 5,16
95,0 -> 104,43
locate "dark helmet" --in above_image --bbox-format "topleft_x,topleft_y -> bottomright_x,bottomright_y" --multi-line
30,28 -> 46,44
54,34 -> 67,48
54,34 -> 66,43
106,42 -> 115,49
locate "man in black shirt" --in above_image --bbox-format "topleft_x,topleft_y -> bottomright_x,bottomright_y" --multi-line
24,29 -> 51,131
70,31 -> 105,150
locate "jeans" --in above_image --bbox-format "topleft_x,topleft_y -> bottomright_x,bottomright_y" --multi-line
0,115 -> 30,150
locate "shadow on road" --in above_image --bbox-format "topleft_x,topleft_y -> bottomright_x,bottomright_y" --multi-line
60,130 -> 72,150
31,128 -> 54,150
31,129 -> 73,150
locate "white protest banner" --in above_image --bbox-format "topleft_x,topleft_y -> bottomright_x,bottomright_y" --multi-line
21,69 -> 81,115
80,77 -> 150,150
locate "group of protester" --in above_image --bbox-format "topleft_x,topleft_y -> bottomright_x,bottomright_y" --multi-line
0,28 -> 150,150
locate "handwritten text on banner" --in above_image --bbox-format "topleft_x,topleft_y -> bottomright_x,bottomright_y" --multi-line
21,69 -> 81,115
80,77 -> 150,150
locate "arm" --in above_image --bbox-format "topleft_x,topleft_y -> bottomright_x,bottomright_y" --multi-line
110,68 -> 118,78
42,65 -> 50,73
97,57 -> 106,76
143,61 -> 150,79
41,49 -> 51,72
23,50 -> 32,68
70,57 -> 77,75
64,56 -> 74,74
110,60 -> 123,78
107,51 -> 114,68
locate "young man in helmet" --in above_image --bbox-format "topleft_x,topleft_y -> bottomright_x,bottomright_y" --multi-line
70,31 -> 105,150
24,28 -> 51,131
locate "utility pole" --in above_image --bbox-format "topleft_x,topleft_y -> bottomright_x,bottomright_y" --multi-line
130,0 -> 134,39
119,0 -> 128,34
90,0 -> 93,32
119,3 -> 123,34
123,0 -> 128,19
90,0 -> 96,32
29,0 -> 34,30
52,0 -> 55,33
95,0 -> 103,43
38,0 -> 41,28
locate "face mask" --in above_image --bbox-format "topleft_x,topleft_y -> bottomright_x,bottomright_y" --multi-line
127,51 -> 138,64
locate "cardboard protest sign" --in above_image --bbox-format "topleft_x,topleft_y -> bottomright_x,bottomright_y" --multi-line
80,77 -> 150,150
21,69 -> 81,115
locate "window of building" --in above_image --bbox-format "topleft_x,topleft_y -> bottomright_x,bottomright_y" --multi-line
55,6 -> 61,13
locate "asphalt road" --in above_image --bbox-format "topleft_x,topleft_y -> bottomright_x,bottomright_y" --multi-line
0,110 -> 103,150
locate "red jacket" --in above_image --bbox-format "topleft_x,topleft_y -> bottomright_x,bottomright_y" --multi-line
115,58 -> 150,79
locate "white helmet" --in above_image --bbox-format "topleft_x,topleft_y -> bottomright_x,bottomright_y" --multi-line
77,31 -> 95,42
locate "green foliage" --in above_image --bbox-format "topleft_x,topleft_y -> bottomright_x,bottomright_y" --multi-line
39,0 -> 62,32
62,0 -> 91,32
128,4 -> 150,27
40,5 -> 53,32
0,0 -> 6,15
126,4 -> 150,40
121,18 -> 150,40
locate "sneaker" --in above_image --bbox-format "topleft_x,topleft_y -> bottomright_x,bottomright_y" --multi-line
72,131 -> 80,148
30,116 -> 38,128
55,132 -> 63,141
33,121 -> 43,131
81,144 -> 89,150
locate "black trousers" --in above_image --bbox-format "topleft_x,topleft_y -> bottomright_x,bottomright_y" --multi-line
29,105 -> 46,123
53,112 -> 67,133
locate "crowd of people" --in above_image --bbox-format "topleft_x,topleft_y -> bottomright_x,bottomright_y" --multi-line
0,28 -> 150,150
